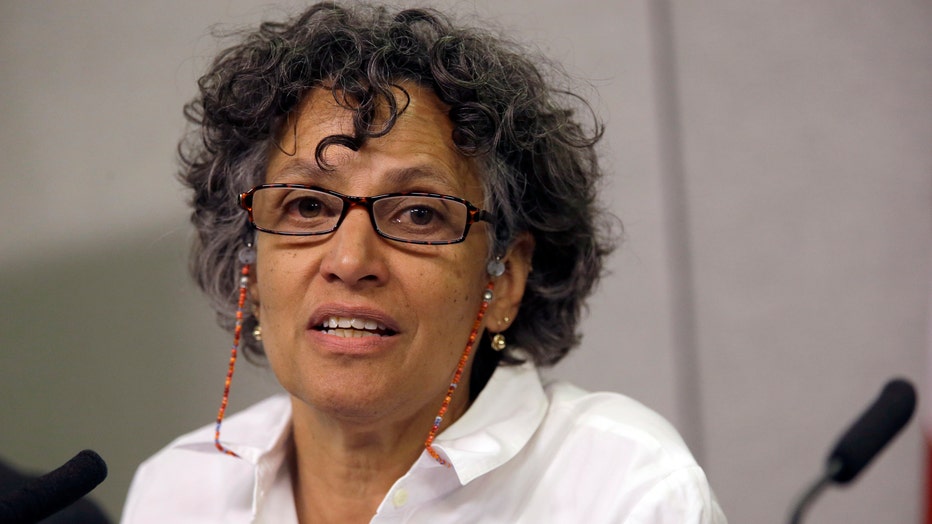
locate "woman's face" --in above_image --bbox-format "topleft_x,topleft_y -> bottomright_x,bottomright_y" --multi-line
252,85 -> 510,429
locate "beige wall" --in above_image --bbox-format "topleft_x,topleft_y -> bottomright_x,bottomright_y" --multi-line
1,1 -> 929,522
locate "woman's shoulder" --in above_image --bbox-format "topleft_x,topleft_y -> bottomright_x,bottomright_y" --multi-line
466,375 -> 726,522
539,380 -> 699,468
121,394 -> 292,523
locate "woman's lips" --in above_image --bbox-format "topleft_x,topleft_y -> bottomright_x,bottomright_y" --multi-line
307,306 -> 400,349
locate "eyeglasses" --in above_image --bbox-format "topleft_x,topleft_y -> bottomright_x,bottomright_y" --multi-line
239,184 -> 495,245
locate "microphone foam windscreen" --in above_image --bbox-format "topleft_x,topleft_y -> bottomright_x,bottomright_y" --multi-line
0,449 -> 108,523
827,379 -> 916,484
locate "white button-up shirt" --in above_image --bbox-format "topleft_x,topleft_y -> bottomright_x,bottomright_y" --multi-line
122,362 -> 726,523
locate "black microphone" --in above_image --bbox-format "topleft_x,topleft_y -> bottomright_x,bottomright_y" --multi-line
0,449 -> 108,524
788,378 -> 916,524
826,378 -> 916,483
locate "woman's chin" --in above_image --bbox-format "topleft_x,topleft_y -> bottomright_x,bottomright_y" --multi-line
293,379 -> 404,422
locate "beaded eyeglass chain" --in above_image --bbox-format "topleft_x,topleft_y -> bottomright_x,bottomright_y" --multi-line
213,246 -> 255,457
214,247 -> 498,467
424,280 -> 495,467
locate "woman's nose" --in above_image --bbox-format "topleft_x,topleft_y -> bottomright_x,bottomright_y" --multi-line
318,204 -> 388,287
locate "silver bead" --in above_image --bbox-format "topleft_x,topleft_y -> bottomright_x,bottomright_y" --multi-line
486,258 -> 505,277
238,247 -> 257,264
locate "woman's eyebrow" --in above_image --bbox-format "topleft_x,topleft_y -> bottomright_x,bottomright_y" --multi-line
267,158 -> 334,183
382,166 -> 463,193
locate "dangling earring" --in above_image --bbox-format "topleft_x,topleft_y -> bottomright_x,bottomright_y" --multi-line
491,332 -> 506,351
214,244 -> 255,457
252,324 -> 262,341
492,316 -> 510,351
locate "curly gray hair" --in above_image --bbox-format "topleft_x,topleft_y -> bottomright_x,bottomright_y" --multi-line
180,1 -> 616,371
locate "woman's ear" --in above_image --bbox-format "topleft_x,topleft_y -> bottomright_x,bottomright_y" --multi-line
486,231 -> 535,329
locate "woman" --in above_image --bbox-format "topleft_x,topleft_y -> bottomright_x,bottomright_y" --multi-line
123,2 -> 726,522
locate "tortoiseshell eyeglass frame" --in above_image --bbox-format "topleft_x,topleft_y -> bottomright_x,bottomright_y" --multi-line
239,183 -> 495,245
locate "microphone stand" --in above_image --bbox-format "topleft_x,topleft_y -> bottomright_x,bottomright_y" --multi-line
785,378 -> 915,524
787,460 -> 841,524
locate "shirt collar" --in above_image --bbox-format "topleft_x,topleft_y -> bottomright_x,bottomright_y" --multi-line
174,394 -> 292,463
171,359 -> 548,510
431,360 -> 548,485
173,394 -> 293,517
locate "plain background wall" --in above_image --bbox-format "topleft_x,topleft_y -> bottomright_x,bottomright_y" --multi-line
1,1 -> 929,522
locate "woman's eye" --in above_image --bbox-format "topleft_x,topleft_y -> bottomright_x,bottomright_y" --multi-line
282,195 -> 332,219
406,206 -> 436,226
292,197 -> 322,218
376,196 -> 461,239
395,203 -> 449,228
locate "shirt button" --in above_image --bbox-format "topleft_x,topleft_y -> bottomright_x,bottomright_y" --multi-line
392,487 -> 409,508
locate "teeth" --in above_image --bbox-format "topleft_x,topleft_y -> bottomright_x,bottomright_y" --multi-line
321,316 -> 388,334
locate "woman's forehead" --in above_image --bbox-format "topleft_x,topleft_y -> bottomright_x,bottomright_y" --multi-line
286,84 -> 453,142
267,85 -> 483,197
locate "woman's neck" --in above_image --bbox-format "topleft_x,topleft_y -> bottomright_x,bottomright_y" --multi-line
287,393 -> 471,524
